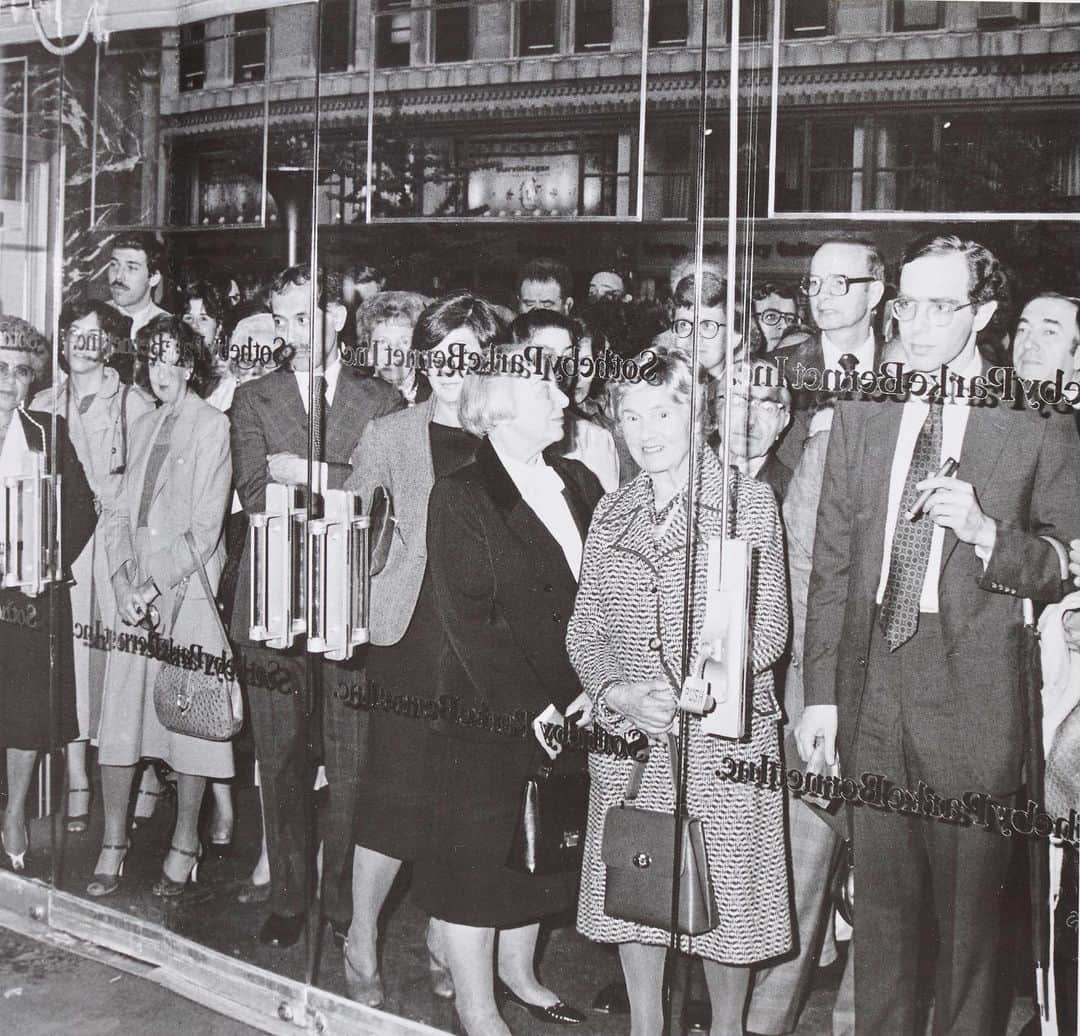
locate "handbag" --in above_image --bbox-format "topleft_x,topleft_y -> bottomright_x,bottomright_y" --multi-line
601,733 -> 718,935
153,532 -> 243,741
507,763 -> 590,875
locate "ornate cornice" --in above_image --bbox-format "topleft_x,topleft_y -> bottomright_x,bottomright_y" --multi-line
161,52 -> 1080,137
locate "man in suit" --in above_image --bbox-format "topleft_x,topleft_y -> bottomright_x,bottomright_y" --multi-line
230,264 -> 402,947
775,239 -> 886,471
798,235 -> 1080,1035
1012,291 -> 1080,385
727,356 -> 793,503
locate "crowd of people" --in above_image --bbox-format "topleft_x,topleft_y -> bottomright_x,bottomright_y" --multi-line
0,229 -> 1078,1036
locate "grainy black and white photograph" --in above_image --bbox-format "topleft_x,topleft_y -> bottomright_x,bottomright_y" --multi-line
0,2 -> 1077,1035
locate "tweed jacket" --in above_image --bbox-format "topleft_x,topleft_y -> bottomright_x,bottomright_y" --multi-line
568,444 -> 789,738
426,437 -> 604,736
103,390 -> 231,602
229,365 -> 402,643
345,395 -> 466,646
805,397 -> 1080,793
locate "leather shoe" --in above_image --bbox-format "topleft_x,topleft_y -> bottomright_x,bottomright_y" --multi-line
683,997 -> 710,1032
592,978 -> 629,1015
495,980 -> 585,1025
258,912 -> 306,948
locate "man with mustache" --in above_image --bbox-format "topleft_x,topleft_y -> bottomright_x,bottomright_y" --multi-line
107,233 -> 168,340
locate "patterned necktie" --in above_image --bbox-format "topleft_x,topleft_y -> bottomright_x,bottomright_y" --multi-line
311,374 -> 326,461
879,402 -> 942,651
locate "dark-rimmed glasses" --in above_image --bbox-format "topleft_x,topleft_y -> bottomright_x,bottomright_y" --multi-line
801,274 -> 877,298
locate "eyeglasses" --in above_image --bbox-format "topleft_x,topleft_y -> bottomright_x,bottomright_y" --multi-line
729,395 -> 787,415
890,296 -> 974,327
801,274 -> 877,298
757,309 -> 797,328
0,361 -> 33,381
672,318 -> 723,340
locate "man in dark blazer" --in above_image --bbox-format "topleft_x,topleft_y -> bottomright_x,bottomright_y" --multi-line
775,239 -> 888,472
230,265 -> 402,947
798,235 -> 1080,1035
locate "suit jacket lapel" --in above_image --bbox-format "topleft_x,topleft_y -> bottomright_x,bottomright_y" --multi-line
860,401 -> 904,597
478,439 -> 579,587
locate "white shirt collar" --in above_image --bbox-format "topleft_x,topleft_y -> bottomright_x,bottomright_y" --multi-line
492,440 -> 564,494
820,329 -> 875,372
294,355 -> 342,409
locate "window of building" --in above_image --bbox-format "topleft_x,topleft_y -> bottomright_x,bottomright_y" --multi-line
575,0 -> 612,51
729,0 -> 768,42
649,0 -> 689,47
320,0 -> 352,72
234,10 -> 267,84
807,120 -> 857,210
434,0 -> 471,63
784,0 -> 829,39
892,1 -> 942,31
179,21 -> 206,92
976,3 -> 1039,27
519,0 -> 558,55
376,0 -> 412,67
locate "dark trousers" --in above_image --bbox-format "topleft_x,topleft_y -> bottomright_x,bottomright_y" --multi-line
245,645 -> 366,920
851,614 -> 1014,1036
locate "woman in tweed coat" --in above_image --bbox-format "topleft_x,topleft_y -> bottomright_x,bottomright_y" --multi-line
567,346 -> 792,1036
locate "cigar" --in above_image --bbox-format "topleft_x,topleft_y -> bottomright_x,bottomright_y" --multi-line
905,457 -> 959,521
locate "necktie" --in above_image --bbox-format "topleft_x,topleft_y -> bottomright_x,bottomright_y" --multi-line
879,402 -> 942,651
311,374 -> 326,461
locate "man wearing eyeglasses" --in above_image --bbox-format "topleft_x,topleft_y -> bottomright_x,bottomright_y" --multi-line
751,282 -> 799,353
775,240 -> 887,472
799,235 -> 1080,1036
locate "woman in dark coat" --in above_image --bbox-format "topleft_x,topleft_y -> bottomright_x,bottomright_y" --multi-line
413,338 -> 603,1036
341,292 -> 496,1007
0,316 -> 95,870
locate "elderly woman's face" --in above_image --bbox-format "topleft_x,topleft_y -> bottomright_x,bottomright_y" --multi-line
619,382 -> 692,476
0,347 -> 35,415
428,326 -> 483,410
370,319 -> 415,387
147,336 -> 191,406
505,367 -> 569,450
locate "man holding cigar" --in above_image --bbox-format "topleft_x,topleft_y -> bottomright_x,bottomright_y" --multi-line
799,235 -> 1080,1035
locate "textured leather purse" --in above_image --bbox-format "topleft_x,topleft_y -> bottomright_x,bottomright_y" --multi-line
507,764 -> 590,875
601,734 -> 718,935
153,533 -> 243,741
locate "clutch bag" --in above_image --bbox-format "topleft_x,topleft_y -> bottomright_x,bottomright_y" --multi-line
507,765 -> 590,875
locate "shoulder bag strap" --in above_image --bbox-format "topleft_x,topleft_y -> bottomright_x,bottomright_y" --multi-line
183,530 -> 231,649
622,731 -> 681,803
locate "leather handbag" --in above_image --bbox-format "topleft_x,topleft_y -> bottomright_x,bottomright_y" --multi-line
507,764 -> 590,875
601,733 -> 718,935
153,532 -> 243,741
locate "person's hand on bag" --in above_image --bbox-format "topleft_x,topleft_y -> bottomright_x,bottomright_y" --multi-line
606,679 -> 677,736
114,574 -> 146,626
795,704 -> 838,766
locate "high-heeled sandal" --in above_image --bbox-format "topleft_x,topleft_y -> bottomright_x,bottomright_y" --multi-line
65,787 -> 91,834
343,946 -> 384,1008
1,819 -> 28,871
87,842 -> 129,896
425,928 -> 455,1000
151,843 -> 202,898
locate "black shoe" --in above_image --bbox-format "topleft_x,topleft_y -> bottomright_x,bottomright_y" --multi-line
683,997 -> 710,1032
495,979 -> 585,1025
592,979 -> 629,1015
258,912 -> 306,948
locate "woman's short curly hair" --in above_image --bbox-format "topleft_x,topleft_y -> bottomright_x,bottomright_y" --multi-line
607,344 -> 698,426
0,314 -> 51,384
136,314 -> 213,397
356,291 -> 430,353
